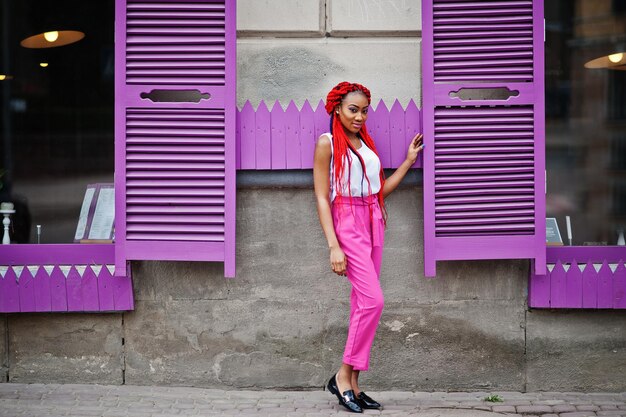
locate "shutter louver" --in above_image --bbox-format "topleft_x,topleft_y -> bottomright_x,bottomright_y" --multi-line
433,0 -> 534,83
115,0 -> 236,277
125,108 -> 226,242
422,0 -> 545,277
126,1 -> 226,85
434,106 -> 535,236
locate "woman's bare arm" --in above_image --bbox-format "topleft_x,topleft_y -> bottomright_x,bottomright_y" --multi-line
313,134 -> 347,276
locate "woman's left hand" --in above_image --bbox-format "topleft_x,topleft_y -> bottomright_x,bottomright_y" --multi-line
405,133 -> 424,165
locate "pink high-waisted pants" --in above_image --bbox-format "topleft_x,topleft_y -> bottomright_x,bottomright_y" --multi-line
331,195 -> 385,371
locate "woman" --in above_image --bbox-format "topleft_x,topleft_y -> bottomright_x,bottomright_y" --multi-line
313,81 -> 423,413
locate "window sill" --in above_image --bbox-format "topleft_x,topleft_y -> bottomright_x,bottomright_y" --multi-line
0,244 -> 133,313
529,246 -> 626,309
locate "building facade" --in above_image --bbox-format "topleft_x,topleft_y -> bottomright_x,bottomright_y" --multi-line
0,0 -> 625,391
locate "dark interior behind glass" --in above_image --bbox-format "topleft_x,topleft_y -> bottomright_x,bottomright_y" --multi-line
0,0 -> 114,243
546,0 -> 626,245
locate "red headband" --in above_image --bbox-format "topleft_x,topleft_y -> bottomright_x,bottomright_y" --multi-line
324,82 -> 372,115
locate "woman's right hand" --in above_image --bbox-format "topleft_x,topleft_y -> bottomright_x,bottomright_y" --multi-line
330,246 -> 347,276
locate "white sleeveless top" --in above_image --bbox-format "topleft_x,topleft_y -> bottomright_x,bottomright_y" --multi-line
323,132 -> 382,202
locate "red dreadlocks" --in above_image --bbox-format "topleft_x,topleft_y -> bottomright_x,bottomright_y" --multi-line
325,81 -> 387,223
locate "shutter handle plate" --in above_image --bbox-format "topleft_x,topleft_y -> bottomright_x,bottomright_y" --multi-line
449,87 -> 519,101
140,89 -> 211,103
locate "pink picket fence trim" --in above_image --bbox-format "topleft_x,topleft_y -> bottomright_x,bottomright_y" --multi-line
0,244 -> 134,313
529,246 -> 626,309
236,99 -> 423,170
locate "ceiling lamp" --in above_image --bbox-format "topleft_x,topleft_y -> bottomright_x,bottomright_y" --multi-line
0,74 -> 13,81
585,51 -> 626,70
20,30 -> 84,49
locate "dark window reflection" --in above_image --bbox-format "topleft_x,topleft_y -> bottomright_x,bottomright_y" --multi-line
0,0 -> 113,243
546,0 -> 626,245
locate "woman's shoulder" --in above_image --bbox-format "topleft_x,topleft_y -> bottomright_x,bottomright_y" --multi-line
317,132 -> 332,147
318,132 -> 332,141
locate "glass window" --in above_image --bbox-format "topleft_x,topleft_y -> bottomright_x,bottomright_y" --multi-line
0,0 -> 114,243
546,0 -> 626,245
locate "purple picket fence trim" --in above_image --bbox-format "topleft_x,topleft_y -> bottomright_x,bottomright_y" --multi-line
614,263 -> 626,308
113,274 -> 135,311
300,101 -> 315,169
270,101 -> 286,169
582,261 -> 598,309
50,267 -> 68,312
82,267 -> 100,312
564,260 -> 582,308
285,101 -> 301,169
234,99 -> 423,170
18,268 -> 36,313
369,101 -> 391,168
34,267 -> 52,312
66,267 -> 84,312
529,246 -> 626,309
528,260 -> 550,308
98,266 -> 116,311
314,100 -> 328,146
2,268 -> 20,312
550,260 -> 567,308
235,108 -> 242,169
255,101 -> 271,169
240,100 -> 256,169
405,99 -> 422,168
390,100 -> 407,168
597,261 -> 613,309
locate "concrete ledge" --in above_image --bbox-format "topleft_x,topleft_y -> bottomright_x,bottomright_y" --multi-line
526,309 -> 626,392
366,300 -> 526,391
237,0 -> 325,36
237,38 -> 421,109
329,0 -> 422,36
124,299 -> 329,388
7,314 -> 123,384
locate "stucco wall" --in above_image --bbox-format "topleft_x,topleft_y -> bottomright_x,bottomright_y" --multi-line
236,0 -> 422,108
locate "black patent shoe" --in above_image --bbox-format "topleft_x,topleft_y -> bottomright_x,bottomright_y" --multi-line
356,391 -> 382,409
327,374 -> 363,413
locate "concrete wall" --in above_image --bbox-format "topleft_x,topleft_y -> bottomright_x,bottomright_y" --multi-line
3,187 -> 626,391
2,0 -> 626,391
1,317 -> 6,382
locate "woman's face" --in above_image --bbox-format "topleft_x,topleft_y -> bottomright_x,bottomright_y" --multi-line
336,91 -> 369,135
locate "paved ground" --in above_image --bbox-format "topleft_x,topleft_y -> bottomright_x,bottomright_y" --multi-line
0,383 -> 625,416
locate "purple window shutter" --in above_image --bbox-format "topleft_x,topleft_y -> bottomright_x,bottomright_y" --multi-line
422,0 -> 545,277
114,0 -> 237,277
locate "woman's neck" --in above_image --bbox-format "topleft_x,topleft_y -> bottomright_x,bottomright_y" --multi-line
344,130 -> 359,142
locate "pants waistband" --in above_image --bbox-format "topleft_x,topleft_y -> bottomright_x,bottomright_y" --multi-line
332,194 -> 380,206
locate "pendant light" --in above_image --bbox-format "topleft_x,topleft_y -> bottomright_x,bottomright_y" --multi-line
18,1 -> 85,50
585,48 -> 626,70
20,30 -> 84,49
